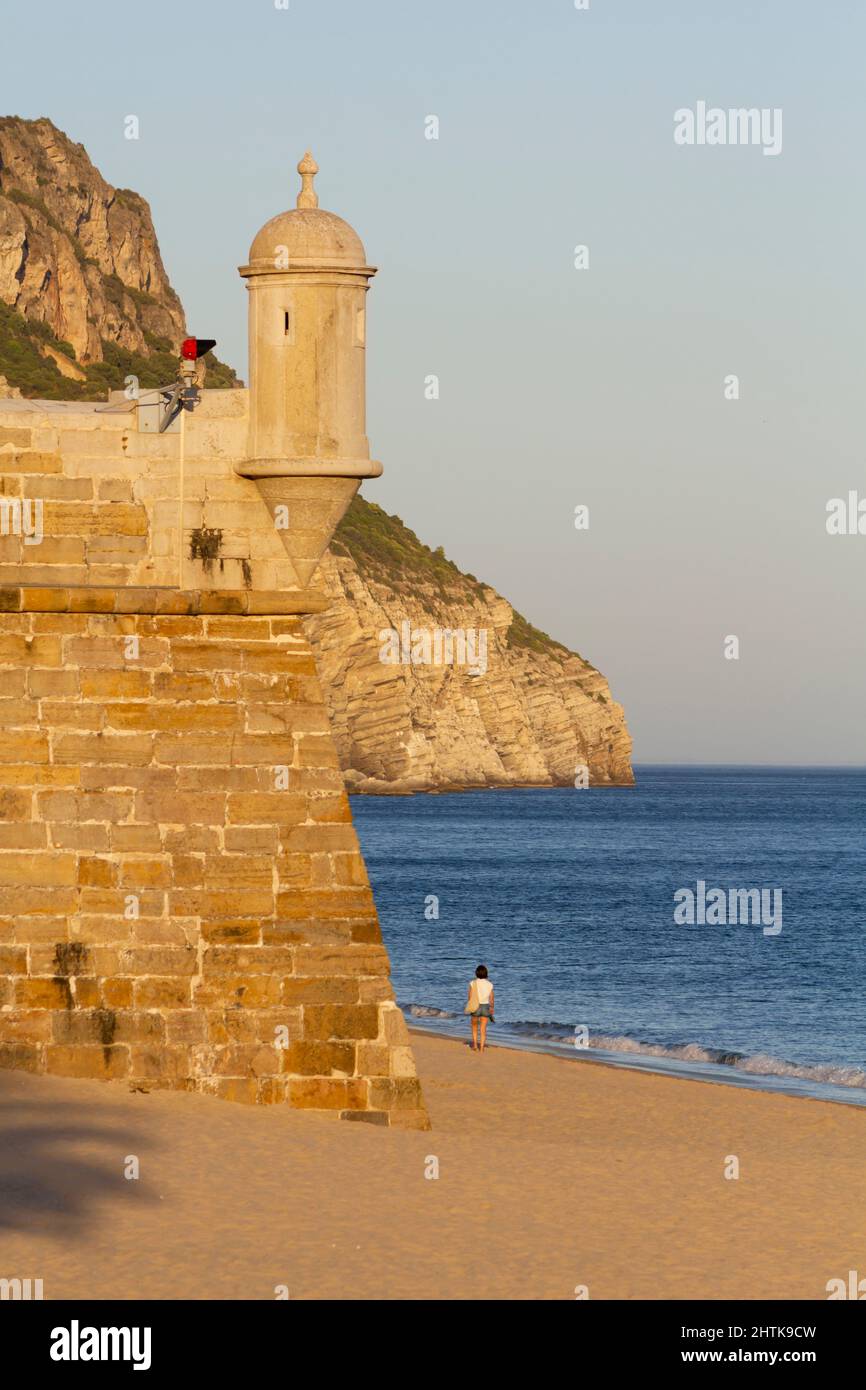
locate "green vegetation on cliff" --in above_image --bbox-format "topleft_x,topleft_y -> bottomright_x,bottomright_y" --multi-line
333,497 -> 569,658
0,302 -> 80,398
0,303 -> 237,399
333,497 -> 470,594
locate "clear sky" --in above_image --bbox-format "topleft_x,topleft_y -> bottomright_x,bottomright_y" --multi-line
4,0 -> 864,765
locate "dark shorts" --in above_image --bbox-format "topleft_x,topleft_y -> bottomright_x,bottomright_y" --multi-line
473,1003 -> 493,1019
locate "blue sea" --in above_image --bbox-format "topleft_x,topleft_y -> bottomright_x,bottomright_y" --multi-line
352,767 -> 866,1107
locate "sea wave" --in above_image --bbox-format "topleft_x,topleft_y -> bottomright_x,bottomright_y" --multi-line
402,1004 -> 866,1091
407,1004 -> 459,1019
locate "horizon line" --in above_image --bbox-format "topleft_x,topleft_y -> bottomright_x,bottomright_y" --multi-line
632,761 -> 866,770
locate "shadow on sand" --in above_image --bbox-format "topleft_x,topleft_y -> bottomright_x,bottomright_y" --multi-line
0,1076 -> 156,1234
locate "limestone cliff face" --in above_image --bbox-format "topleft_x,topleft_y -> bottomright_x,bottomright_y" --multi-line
0,116 -> 184,365
308,501 -> 634,792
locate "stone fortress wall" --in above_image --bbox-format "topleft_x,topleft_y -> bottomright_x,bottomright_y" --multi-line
0,156 -> 430,1129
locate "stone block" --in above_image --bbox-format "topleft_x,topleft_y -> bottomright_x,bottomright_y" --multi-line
13,977 -> 72,1009
134,977 -> 192,1009
226,792 -> 306,825
0,1041 -> 41,1071
280,976 -> 359,1006
282,1040 -> 355,1076
0,1010 -> 53,1042
356,1043 -> 391,1076
389,1046 -> 417,1078
45,1044 -> 130,1079
380,1002 -> 411,1046
209,1078 -> 260,1105
288,1077 -> 367,1110
0,945 -> 28,973
302,1005 -> 380,1041
294,945 -> 390,977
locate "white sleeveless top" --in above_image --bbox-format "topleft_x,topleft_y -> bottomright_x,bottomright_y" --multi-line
473,978 -> 493,1004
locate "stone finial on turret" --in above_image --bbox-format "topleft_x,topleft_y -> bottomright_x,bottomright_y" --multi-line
296,150 -> 319,209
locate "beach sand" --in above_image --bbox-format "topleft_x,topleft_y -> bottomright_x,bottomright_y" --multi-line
1,1031 -> 864,1300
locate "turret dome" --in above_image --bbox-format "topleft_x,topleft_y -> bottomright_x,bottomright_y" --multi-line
246,152 -> 368,271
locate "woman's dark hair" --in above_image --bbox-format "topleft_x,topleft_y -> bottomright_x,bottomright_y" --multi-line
475,964 -> 488,978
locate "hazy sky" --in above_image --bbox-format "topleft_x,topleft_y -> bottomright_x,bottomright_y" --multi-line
4,0 -> 864,765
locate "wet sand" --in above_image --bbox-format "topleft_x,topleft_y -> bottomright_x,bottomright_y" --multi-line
1,1031 -> 864,1300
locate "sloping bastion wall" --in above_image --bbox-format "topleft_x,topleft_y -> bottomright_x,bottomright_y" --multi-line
0,395 -> 429,1128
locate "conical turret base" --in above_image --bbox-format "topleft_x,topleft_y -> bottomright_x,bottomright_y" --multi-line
255,475 -> 359,587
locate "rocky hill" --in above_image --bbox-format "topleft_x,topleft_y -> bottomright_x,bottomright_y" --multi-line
0,116 -> 236,398
0,115 -> 633,791
314,501 -> 634,790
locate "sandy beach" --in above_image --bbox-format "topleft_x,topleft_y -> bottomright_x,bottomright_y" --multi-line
2,1031 -> 865,1301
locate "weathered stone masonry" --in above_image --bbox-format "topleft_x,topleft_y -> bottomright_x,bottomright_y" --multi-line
0,158 -> 429,1127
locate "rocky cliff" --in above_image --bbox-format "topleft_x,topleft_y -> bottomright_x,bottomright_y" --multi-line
0,116 -> 236,398
313,500 -> 634,791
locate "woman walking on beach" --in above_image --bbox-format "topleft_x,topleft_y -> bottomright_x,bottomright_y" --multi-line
467,964 -> 494,1053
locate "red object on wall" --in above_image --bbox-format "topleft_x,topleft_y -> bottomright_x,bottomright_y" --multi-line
181,337 -> 216,360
